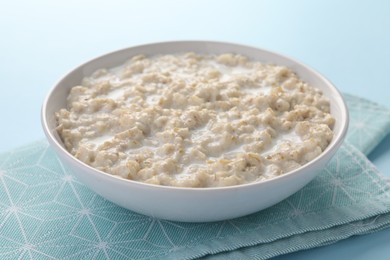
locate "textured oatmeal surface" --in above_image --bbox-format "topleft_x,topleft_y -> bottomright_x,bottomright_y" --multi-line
56,53 -> 334,187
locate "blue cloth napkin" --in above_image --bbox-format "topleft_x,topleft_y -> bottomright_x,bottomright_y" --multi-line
0,94 -> 389,260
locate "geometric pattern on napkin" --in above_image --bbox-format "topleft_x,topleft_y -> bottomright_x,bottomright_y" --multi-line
0,141 -> 389,260
0,94 -> 389,260
0,144 -> 389,259
344,93 -> 390,155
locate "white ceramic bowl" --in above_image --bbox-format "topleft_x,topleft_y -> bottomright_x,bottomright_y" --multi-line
41,41 -> 348,222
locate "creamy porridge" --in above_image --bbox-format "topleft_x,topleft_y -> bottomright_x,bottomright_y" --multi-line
55,52 -> 335,187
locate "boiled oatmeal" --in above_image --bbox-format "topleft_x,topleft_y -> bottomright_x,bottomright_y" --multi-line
55,52 -> 335,187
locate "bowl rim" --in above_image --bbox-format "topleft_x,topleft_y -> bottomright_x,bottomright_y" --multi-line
41,40 -> 349,192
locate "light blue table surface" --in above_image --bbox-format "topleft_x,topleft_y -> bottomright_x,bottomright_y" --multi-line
1,1 -> 389,259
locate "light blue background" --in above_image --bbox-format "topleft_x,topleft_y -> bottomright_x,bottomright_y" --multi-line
1,0 -> 389,259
